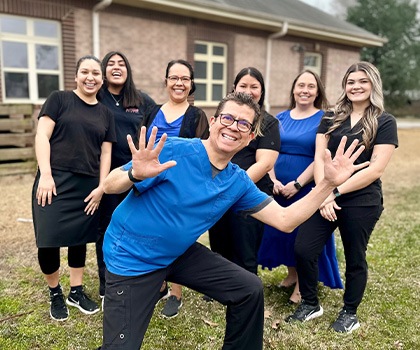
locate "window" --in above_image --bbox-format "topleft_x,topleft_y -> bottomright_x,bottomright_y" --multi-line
194,41 -> 227,106
303,52 -> 322,76
0,15 -> 62,103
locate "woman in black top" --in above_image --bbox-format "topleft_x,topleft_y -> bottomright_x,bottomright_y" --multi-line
96,51 -> 156,301
286,62 -> 398,333
208,67 -> 281,274
32,55 -> 116,321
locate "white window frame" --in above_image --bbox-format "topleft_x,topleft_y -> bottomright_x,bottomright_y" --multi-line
303,52 -> 322,76
194,41 -> 227,107
0,14 -> 63,104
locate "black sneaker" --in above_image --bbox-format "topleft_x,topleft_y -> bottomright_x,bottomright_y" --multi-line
66,288 -> 100,315
331,309 -> 360,333
158,283 -> 170,303
50,290 -> 69,321
161,295 -> 183,319
285,302 -> 323,322
202,294 -> 214,302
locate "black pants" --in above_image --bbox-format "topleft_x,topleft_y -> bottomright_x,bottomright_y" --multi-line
209,210 -> 264,274
38,245 -> 87,275
96,192 -> 128,295
101,243 -> 264,350
295,205 -> 383,313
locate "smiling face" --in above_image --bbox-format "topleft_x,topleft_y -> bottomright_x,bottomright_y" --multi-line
207,100 -> 256,158
74,59 -> 103,97
105,54 -> 127,90
165,63 -> 192,103
234,74 -> 262,105
345,70 -> 372,107
292,72 -> 318,108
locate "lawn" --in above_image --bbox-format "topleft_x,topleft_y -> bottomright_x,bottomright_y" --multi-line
0,128 -> 419,350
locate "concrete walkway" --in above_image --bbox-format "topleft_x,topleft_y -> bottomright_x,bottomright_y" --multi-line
396,119 -> 420,129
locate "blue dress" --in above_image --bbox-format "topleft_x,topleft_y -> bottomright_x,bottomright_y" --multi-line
258,110 -> 343,289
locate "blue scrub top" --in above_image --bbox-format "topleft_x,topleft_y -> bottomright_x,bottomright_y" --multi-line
103,137 -> 268,276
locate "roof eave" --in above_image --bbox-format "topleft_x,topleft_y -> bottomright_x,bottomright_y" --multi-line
113,0 -> 386,47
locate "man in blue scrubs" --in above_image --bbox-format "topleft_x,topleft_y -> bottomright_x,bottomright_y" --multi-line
99,92 -> 367,350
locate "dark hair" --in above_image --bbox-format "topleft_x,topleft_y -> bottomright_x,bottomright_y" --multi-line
75,55 -> 101,75
214,92 -> 263,137
100,51 -> 143,108
288,69 -> 329,110
165,59 -> 196,95
232,67 -> 266,108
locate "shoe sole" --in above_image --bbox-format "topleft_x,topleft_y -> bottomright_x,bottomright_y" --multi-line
49,310 -> 68,321
66,298 -> 100,315
161,301 -> 183,319
304,306 -> 323,322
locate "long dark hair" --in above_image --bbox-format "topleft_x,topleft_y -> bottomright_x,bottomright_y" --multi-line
232,67 -> 266,108
101,51 -> 143,108
288,69 -> 329,110
165,59 -> 196,96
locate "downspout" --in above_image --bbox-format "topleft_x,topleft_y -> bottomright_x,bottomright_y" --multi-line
92,0 -> 113,58
265,22 -> 288,113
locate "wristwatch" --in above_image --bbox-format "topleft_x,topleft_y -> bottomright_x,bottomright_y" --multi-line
293,180 -> 302,190
333,187 -> 341,198
128,167 -> 142,183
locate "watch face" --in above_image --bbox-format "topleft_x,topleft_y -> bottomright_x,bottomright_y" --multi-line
294,181 -> 302,190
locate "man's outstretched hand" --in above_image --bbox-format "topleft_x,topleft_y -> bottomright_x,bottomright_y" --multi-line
128,126 -> 177,180
323,136 -> 369,187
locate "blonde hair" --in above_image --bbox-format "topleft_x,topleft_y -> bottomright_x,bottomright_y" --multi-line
326,62 -> 384,149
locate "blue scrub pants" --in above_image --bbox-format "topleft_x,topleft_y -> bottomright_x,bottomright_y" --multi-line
295,205 -> 383,313
101,242 -> 264,350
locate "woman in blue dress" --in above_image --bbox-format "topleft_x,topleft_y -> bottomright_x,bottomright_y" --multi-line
258,70 -> 343,304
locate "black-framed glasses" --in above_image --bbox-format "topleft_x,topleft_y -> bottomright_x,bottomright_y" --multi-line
167,75 -> 191,84
217,114 -> 254,133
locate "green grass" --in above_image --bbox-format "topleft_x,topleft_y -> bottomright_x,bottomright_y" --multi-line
1,186 -> 419,350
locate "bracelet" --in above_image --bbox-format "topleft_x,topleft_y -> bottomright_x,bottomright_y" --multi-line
333,187 -> 341,198
293,180 -> 302,190
127,167 -> 142,183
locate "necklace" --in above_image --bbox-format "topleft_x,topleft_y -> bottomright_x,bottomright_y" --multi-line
109,91 -> 122,106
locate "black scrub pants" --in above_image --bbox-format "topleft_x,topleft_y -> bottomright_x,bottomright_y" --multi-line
209,209 -> 264,275
295,205 -> 383,313
101,242 -> 264,350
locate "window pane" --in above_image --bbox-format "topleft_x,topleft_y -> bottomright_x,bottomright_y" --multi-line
2,41 -> 28,68
36,45 -> 59,69
194,61 -> 207,79
1,17 -> 26,34
213,63 -> 223,80
195,84 -> 207,101
304,55 -> 318,67
5,72 -> 29,98
195,44 -> 207,54
38,74 -> 59,98
34,20 -> 58,38
212,84 -> 223,101
213,46 -> 224,56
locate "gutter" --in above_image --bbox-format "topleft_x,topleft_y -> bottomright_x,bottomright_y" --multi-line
265,22 -> 288,113
92,0 -> 113,58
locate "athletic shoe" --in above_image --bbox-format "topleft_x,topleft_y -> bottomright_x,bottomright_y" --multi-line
100,294 -> 105,311
66,288 -> 100,315
161,295 -> 183,319
331,309 -> 360,333
50,290 -> 69,321
202,294 -> 214,302
158,283 -> 170,303
285,302 -> 323,322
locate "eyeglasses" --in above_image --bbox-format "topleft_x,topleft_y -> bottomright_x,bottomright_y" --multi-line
217,114 -> 254,133
167,75 -> 192,84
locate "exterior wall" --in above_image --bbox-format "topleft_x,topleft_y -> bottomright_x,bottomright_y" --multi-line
74,9 -> 93,61
99,9 -> 188,104
324,47 -> 360,105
